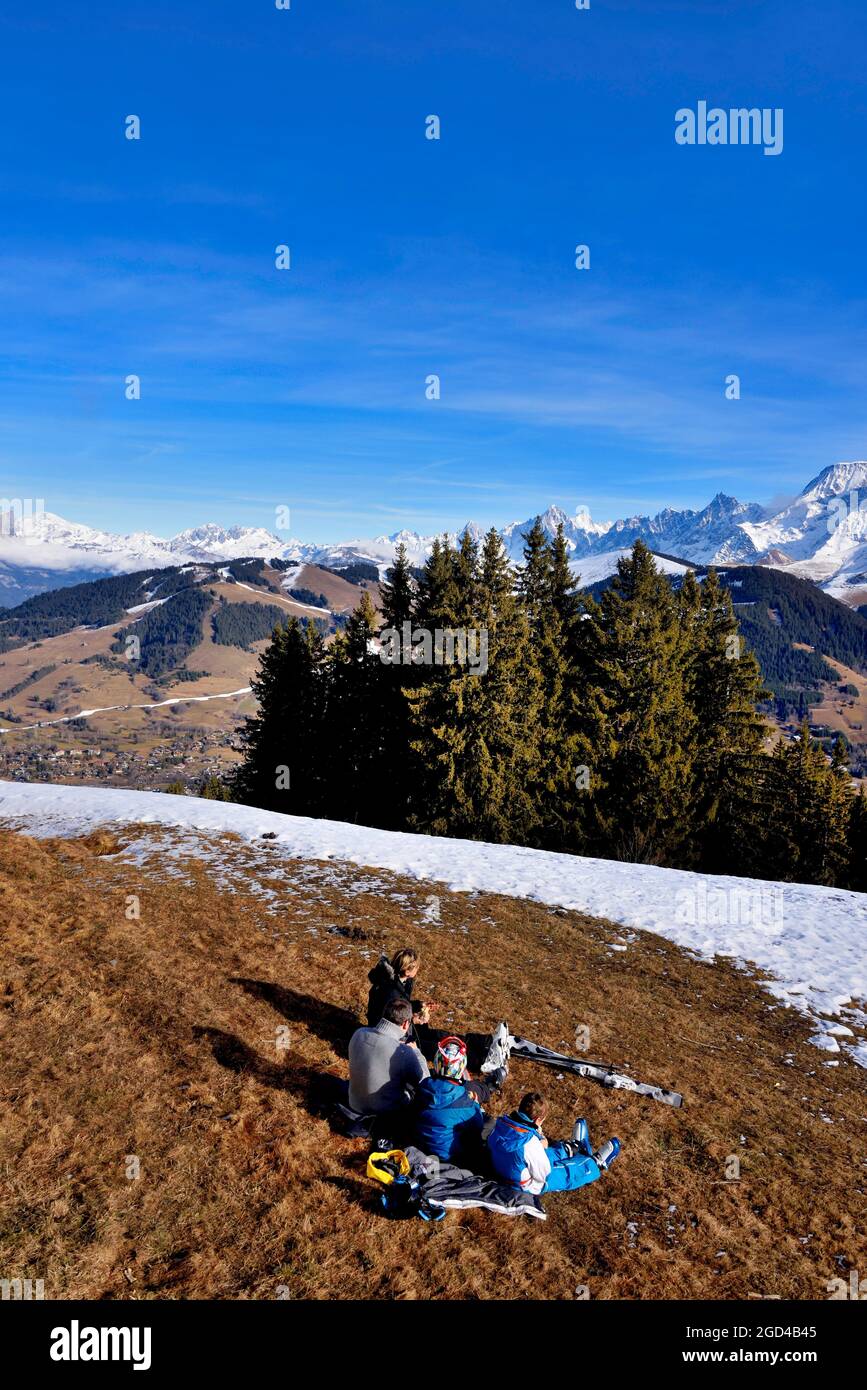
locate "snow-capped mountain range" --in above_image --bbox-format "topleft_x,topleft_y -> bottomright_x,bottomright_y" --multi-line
4,461 -> 867,607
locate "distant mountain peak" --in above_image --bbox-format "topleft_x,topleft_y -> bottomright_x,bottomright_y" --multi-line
6,462 -> 867,608
800,461 -> 867,501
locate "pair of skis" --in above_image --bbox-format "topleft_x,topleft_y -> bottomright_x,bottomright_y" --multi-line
481,1024 -> 683,1108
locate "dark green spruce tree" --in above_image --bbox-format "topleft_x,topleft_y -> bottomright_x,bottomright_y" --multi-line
846,783 -> 867,891
406,531 -> 476,836
679,567 -> 769,872
231,617 -> 328,814
377,542 -> 417,829
769,723 -> 852,885
326,589 -> 390,825
413,535 -> 458,631
468,526 -> 543,843
522,522 -> 585,850
516,516 -> 549,627
574,540 -> 697,864
379,541 -> 414,630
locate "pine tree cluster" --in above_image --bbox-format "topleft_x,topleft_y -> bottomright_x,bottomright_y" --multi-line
231,527 -> 867,891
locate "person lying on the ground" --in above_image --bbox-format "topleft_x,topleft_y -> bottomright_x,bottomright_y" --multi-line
487,1091 -> 620,1195
412,1036 -> 488,1166
366,948 -> 433,1041
348,997 -> 429,1116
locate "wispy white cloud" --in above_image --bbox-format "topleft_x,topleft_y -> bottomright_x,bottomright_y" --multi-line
1,233 -> 866,536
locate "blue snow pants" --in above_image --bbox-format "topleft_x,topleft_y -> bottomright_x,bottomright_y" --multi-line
541,1141 -> 601,1193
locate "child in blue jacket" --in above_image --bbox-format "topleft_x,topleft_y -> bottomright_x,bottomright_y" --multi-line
487,1092 -> 620,1194
413,1036 -> 487,1165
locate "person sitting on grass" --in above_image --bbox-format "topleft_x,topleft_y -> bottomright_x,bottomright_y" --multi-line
412,1036 -> 489,1166
348,997 -> 429,1117
366,947 -> 432,1042
487,1091 -> 620,1195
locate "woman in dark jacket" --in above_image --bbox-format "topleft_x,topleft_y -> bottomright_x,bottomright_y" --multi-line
366,948 -> 430,1040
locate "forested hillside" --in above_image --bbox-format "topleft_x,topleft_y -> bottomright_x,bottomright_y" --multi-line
321,560 -> 380,585
111,588 -> 213,677
710,564 -> 867,685
0,569 -> 160,648
212,599 -> 299,649
0,565 -> 210,650
233,527 -> 867,892
587,558 -> 867,710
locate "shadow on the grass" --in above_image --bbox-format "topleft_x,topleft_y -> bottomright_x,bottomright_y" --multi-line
198,981 -> 498,1142
227,978 -> 496,1072
192,1024 -> 346,1114
229,977 -> 359,1057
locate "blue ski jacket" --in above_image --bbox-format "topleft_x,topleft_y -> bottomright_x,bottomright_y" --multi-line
487,1111 -> 545,1189
413,1077 -> 485,1162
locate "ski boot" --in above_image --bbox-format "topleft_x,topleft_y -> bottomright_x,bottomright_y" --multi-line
480,1021 -> 514,1078
593,1137 -> 621,1171
570,1117 -> 593,1156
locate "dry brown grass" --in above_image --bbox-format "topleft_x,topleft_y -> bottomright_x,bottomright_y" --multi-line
0,823 -> 864,1301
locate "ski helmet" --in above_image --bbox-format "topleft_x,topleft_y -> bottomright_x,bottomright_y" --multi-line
435,1036 -> 468,1081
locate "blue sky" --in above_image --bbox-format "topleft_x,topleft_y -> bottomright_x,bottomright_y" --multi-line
1,0 -> 866,542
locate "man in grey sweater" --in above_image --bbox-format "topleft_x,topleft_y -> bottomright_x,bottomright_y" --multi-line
348,997 -> 428,1115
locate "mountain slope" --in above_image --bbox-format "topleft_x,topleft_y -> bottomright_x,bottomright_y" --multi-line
0,798 -> 864,1300
0,563 -> 373,789
5,549 -> 867,785
586,558 -> 867,713
2,780 -> 864,1059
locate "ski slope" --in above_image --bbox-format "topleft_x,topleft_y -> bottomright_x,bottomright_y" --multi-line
1,780 -> 864,1066
0,687 -> 252,734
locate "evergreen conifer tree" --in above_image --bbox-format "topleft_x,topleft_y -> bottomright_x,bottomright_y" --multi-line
522,523 -> 584,849
414,536 -> 459,631
379,541 -> 415,630
547,523 -> 581,629
771,723 -> 852,885
680,567 -> 768,871
516,517 -> 550,629
406,528 -> 542,842
574,541 -> 697,864
324,591 -> 388,825
232,618 -> 328,814
377,541 -> 417,828
846,783 -> 867,891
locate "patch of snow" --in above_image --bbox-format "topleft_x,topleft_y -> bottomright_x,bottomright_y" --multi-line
230,578 -> 331,616
813,1019 -> 855,1038
125,598 -> 168,615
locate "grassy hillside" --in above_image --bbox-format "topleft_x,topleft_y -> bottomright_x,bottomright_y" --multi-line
0,822 -> 863,1300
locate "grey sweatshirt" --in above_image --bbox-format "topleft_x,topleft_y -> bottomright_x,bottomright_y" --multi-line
348,1019 -> 428,1114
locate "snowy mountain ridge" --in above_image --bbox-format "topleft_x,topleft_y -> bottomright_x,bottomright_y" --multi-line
4,462 -> 867,600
